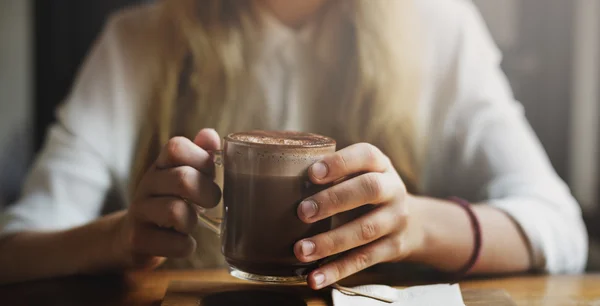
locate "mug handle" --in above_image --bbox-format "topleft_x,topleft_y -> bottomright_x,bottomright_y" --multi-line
195,150 -> 223,236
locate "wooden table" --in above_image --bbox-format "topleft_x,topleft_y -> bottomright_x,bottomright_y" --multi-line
2,269 -> 600,305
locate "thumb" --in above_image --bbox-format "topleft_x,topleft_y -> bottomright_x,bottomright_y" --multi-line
193,128 -> 221,151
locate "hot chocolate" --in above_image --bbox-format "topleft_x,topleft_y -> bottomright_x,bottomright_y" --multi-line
223,172 -> 330,276
221,131 -> 336,280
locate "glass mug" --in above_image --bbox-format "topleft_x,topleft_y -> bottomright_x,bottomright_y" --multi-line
198,130 -> 336,283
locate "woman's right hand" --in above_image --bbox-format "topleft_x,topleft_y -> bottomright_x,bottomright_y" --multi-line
115,128 -> 222,269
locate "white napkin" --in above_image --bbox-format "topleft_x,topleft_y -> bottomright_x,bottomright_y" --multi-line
332,283 -> 465,306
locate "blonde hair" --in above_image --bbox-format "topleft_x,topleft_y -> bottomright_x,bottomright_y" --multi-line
131,0 -> 423,197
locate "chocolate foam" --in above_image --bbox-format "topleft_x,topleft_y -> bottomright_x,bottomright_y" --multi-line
223,131 -> 336,176
226,131 -> 335,148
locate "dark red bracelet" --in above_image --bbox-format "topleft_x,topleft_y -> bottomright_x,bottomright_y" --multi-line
447,196 -> 482,280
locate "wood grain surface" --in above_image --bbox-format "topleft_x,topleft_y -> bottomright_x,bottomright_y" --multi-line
2,269 -> 600,305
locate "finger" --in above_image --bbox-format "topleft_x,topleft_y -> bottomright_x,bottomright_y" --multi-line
130,222 -> 197,258
307,236 -> 400,289
309,143 -> 391,184
155,137 -> 214,175
193,128 -> 221,151
294,206 -> 404,263
141,166 -> 222,208
298,172 -> 400,223
131,255 -> 166,270
131,197 -> 198,234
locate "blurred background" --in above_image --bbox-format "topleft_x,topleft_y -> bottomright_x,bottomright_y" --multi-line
0,0 -> 598,267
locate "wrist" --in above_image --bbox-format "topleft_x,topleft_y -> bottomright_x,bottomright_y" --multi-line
402,196 -> 478,273
105,211 -> 165,271
403,195 -> 432,263
68,210 -> 131,274
105,210 -> 131,269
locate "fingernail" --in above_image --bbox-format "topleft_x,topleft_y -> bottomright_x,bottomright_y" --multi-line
313,272 -> 326,287
311,162 -> 328,179
299,200 -> 318,219
300,240 -> 315,257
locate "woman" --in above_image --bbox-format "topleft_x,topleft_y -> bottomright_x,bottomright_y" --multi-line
0,0 -> 587,288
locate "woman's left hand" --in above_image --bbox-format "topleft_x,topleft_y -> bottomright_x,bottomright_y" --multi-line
294,143 -> 425,289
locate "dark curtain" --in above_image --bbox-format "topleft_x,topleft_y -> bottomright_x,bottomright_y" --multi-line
34,0 -> 147,152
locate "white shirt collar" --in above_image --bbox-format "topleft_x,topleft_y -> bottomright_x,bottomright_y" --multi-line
255,5 -> 342,67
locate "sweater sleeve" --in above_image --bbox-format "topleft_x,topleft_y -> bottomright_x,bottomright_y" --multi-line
0,14 -> 134,234
423,1 -> 587,273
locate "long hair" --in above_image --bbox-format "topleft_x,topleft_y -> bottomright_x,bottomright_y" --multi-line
130,0 -> 423,198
